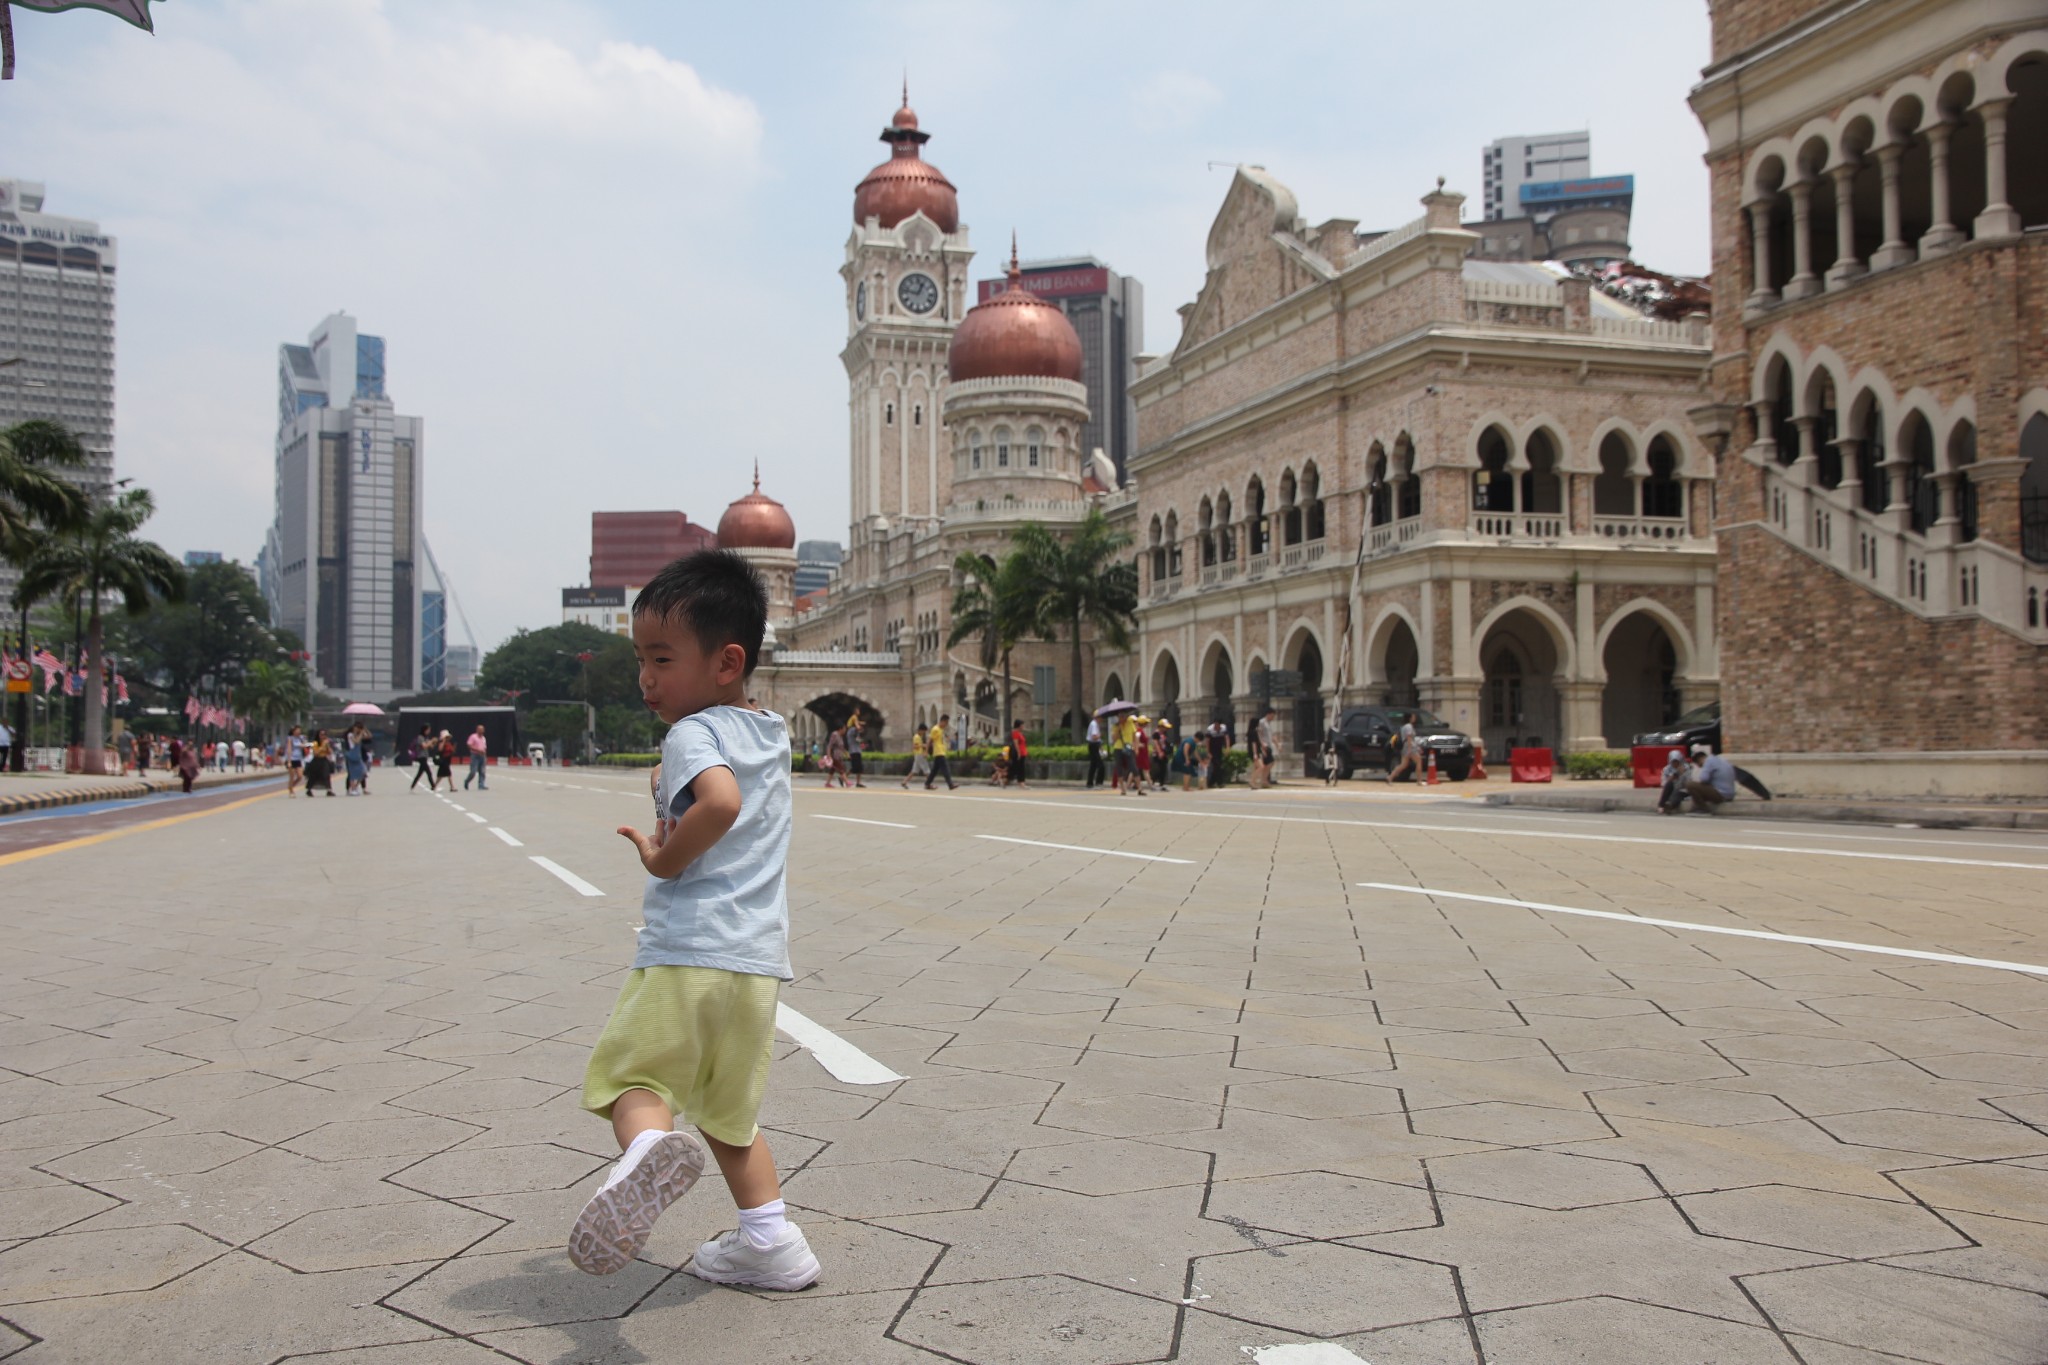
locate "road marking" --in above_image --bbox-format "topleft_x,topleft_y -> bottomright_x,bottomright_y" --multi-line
811,814 -> 918,830
488,827 -> 522,847
448,803 -> 465,812
464,812 -> 487,824
530,856 -> 605,897
1362,883 -> 2048,978
0,789 -> 283,868
918,794 -> 2048,872
776,1004 -> 904,1084
1252,1347 -> 1370,1364
975,834 -> 1194,864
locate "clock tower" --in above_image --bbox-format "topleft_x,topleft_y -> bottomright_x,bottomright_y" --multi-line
840,92 -> 973,587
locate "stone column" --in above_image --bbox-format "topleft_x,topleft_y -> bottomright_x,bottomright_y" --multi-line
1793,416 -> 1820,486
1973,99 -> 2022,240
1825,162 -> 1865,288
1562,681 -> 1607,753
1745,201 -> 1779,311
1871,143 -> 1915,269
1921,121 -> 1966,254
1933,472 -> 1962,547
1785,178 -> 1821,299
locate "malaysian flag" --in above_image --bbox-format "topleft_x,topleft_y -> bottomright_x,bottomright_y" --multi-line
184,695 -> 200,721
33,648 -> 62,691
115,675 -> 129,704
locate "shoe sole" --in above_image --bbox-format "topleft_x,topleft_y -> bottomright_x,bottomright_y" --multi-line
687,1247 -> 822,1292
568,1132 -> 706,1276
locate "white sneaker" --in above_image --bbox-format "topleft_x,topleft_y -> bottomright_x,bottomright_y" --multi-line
688,1224 -> 821,1291
567,1130 -> 706,1276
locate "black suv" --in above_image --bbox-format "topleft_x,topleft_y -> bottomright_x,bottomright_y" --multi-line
1319,705 -> 1476,781
1632,701 -> 1722,755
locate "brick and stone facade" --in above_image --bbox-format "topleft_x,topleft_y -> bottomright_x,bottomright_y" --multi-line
1690,0 -> 2048,796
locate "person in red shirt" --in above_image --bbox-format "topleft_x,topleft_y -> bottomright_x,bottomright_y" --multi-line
1008,724 -> 1029,787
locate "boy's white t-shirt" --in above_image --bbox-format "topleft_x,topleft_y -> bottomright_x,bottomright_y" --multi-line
635,704 -> 793,979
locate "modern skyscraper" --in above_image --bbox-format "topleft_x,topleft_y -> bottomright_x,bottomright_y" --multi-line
794,539 -> 844,598
264,313 -> 423,700
0,178 -> 117,602
421,588 -> 448,689
1481,131 -> 1591,221
975,257 -> 1142,484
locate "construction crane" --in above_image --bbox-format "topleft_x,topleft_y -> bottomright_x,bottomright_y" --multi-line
421,536 -> 479,687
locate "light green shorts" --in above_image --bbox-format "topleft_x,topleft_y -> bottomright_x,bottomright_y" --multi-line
581,965 -> 781,1147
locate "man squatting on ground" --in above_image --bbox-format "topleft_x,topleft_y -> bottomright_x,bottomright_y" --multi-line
566,549 -> 820,1290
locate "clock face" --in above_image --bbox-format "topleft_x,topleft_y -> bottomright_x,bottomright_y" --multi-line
855,281 -> 866,321
897,272 -> 939,315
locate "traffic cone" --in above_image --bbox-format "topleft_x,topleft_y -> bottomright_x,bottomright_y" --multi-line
1426,749 -> 1439,785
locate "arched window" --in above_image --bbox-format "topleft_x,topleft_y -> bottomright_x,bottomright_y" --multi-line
1811,377 -> 1842,489
995,426 -> 1012,469
1246,477 -> 1268,556
1217,492 -> 1236,561
1148,515 -> 1166,581
1904,414 -> 1937,534
2012,57 -> 2048,229
1278,469 -> 1302,546
1367,447 -> 1391,527
970,431 -> 984,471
913,404 -> 923,427
1475,427 -> 1515,513
1026,426 -> 1043,469
1165,510 -> 1182,577
2021,414 -> 2048,564
1952,422 -> 1979,543
1643,436 -> 1683,519
1521,431 -> 1562,515
1769,362 -> 1799,467
1302,462 -> 1325,540
1199,496 -> 1217,566
1396,436 -> 1421,520
885,402 -> 895,425
1853,395 -> 1887,514
1595,433 -> 1636,516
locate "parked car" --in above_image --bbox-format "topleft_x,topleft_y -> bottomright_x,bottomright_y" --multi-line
1318,705 -> 1476,781
1632,701 -> 1722,755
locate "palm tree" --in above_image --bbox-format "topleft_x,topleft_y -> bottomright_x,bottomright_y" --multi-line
17,487 -> 184,775
1,419 -> 89,773
1014,508 -> 1139,738
239,658 -> 311,741
945,549 -> 1036,743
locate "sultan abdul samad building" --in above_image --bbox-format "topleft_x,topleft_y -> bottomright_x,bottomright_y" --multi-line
741,94 -> 1736,776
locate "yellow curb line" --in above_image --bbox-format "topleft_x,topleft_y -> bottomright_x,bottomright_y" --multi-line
0,787 -> 285,869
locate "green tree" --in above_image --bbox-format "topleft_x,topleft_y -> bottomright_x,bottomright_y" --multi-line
121,560 -> 281,716
1,419 -> 89,772
1013,508 -> 1139,734
16,487 -> 185,774
476,622 -> 624,707
238,658 -> 313,741
945,549 -> 1037,740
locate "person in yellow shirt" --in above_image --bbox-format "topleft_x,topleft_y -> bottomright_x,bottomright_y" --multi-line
923,717 -> 957,790
1112,712 -> 1141,795
901,726 -> 930,789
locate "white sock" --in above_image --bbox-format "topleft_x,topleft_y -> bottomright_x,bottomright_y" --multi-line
604,1128 -> 668,1188
737,1198 -> 789,1249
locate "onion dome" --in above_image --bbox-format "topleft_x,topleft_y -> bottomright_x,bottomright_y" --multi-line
717,464 -> 796,550
947,238 -> 1084,383
853,88 -> 959,233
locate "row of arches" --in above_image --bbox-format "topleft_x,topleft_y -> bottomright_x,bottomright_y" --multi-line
1742,31 -> 2048,306
1149,462 -> 1328,579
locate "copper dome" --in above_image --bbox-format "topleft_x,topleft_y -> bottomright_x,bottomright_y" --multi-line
948,243 -> 1084,384
717,466 -> 796,551
853,95 -> 959,234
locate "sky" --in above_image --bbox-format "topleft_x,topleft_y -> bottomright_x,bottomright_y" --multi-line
6,0 -> 1714,659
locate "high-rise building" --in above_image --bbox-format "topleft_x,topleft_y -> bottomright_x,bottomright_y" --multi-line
183,550 -> 223,567
794,540 -> 843,598
264,312 -> 424,700
421,588 -> 447,689
976,258 -> 1142,484
1481,131 -> 1591,221
589,511 -> 716,588
443,644 -> 479,691
0,178 -> 117,602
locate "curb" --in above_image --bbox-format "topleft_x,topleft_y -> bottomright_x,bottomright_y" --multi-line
1482,790 -> 2048,832
0,769 -> 283,818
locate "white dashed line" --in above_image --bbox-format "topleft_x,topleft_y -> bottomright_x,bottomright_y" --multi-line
488,827 -> 522,846
1252,1346 -> 1371,1365
465,812 -> 487,824
975,834 -> 1193,864
530,857 -> 605,897
448,803 -> 465,812
1362,882 -> 2048,978
810,814 -> 918,830
775,1004 -> 905,1084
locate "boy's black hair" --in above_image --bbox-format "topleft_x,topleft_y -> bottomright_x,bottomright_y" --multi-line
633,549 -> 769,676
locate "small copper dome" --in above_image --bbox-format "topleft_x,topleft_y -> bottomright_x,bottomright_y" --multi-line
948,241 -> 1084,384
853,93 -> 959,233
717,466 -> 796,551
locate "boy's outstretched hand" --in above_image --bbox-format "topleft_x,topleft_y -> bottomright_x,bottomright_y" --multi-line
617,816 -> 673,872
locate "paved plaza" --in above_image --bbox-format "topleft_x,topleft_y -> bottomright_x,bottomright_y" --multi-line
2,769 -> 2046,1363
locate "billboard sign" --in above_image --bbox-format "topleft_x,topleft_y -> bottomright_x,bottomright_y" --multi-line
976,266 -> 1110,305
562,586 -> 627,609
1521,175 -> 1634,205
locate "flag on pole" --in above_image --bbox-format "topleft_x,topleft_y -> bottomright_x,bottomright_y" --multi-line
33,648 -> 62,691
116,675 -> 129,704
184,695 -> 200,720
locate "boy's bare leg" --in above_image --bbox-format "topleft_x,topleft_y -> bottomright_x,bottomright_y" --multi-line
611,1087 -> 673,1150
702,1130 -> 781,1208
570,1087 -> 707,1276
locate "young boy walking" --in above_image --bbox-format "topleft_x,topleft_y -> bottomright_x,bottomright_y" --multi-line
567,550 -> 819,1291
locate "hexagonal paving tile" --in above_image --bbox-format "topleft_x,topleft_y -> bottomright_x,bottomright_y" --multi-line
1475,1295 -> 1798,1363
1428,1147 -> 1661,1209
1225,1077 -> 1406,1120
1514,993 -> 1661,1019
383,1246 -> 668,1336
1890,1161 -> 2048,1223
1392,1031 -> 1554,1063
250,1200 -> 504,1271
783,1158 -> 993,1220
1817,1109 -> 2048,1161
1592,1084 -> 1797,1127
1205,1171 -> 1437,1240
46,1130 -> 264,1181
988,990 -> 1118,1016
1558,1047 -> 1746,1083
930,1041 -> 1083,1072
1745,1261 -> 2048,1363
1708,1034 -> 1897,1067
392,1077 -> 566,1116
1038,1092 -> 1222,1137
1231,1044 -> 1393,1078
391,1143 -> 604,1198
1801,994 -> 1978,1022
1192,1242 -> 1462,1337
1914,1053 -> 2048,1088
1085,1027 -> 1235,1058
891,1070 -> 1060,1113
1004,1138 -> 1212,1196
0,1180 -> 120,1240
0,1224 -> 224,1303
1683,1184 -> 1966,1258
892,1274 -> 1177,1365
1409,1101 -> 1613,1146
282,1114 -> 483,1161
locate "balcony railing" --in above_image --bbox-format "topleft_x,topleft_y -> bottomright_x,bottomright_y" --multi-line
770,650 -> 904,667
1472,513 -> 1564,540
1200,562 -> 1240,587
1277,540 -> 1328,573
1369,516 -> 1422,555
1591,515 -> 1688,542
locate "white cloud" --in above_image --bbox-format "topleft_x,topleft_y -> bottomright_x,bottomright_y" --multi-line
1132,70 -> 1221,134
